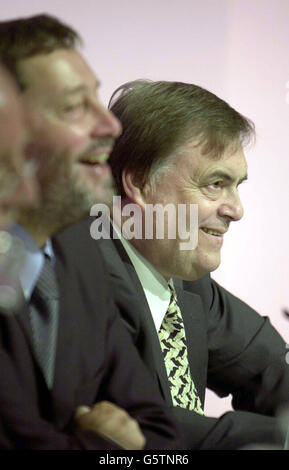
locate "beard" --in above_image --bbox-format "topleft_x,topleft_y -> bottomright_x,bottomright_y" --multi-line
18,145 -> 116,238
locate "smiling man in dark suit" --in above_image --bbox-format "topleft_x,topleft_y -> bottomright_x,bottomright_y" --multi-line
0,17 -> 178,450
91,79 -> 289,449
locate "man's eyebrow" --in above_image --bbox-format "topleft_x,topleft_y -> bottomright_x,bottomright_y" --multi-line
63,80 -> 101,96
208,169 -> 248,184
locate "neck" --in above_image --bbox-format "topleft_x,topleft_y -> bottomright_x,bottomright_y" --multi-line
112,212 -> 171,282
16,212 -> 53,248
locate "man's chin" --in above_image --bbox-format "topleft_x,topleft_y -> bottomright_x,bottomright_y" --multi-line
203,259 -> 221,276
184,257 -> 221,281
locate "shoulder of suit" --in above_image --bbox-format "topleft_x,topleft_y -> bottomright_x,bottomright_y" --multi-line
52,217 -> 103,265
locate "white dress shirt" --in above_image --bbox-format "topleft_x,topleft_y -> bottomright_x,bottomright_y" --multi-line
113,222 -> 172,332
10,224 -> 54,301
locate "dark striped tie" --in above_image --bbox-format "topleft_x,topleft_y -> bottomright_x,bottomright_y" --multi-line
29,255 -> 59,388
158,283 -> 203,414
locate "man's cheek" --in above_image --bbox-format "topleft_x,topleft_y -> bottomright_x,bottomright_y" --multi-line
31,118 -> 88,151
57,126 -> 89,155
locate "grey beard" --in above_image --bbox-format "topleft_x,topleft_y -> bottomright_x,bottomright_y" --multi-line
18,172 -> 114,239
18,146 -> 115,239
18,182 -> 92,238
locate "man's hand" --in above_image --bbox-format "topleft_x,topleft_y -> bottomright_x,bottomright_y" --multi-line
74,401 -> 146,450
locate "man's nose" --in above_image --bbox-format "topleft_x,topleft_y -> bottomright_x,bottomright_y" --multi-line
91,103 -> 122,139
218,190 -> 244,222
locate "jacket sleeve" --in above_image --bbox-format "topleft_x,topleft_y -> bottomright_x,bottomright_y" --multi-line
192,275 -> 289,415
94,298 -> 179,450
0,309 -> 178,450
0,346 -> 125,450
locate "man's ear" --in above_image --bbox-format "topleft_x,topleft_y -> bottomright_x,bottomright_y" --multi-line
122,169 -> 146,209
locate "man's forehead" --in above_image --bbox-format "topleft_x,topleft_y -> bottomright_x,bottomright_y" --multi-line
208,148 -> 247,177
19,48 -> 99,94
175,141 -> 248,180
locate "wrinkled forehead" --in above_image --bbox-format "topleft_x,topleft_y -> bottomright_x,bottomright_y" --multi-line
170,137 -> 247,178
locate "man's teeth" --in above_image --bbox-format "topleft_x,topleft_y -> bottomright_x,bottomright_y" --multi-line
94,154 -> 109,163
81,154 -> 108,164
202,228 -> 222,236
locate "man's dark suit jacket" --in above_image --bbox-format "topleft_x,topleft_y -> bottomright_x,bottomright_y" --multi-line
88,222 -> 289,450
0,222 -> 178,450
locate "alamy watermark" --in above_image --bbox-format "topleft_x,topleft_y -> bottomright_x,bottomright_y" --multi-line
90,196 -> 198,251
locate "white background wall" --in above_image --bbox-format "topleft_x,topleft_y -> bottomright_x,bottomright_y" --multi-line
2,0 -> 288,417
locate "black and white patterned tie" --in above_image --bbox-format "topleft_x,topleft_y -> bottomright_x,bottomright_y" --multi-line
29,255 -> 59,388
158,283 -> 204,414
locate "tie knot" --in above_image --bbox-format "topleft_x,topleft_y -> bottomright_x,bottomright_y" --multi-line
32,255 -> 59,302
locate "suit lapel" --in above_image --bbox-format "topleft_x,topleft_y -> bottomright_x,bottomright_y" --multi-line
14,298 -> 34,350
13,290 -> 54,417
98,237 -> 173,404
14,289 -> 43,374
50,242 -> 79,428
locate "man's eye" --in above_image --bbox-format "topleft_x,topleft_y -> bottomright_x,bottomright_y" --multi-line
64,103 -> 83,111
62,103 -> 86,118
207,181 -> 223,191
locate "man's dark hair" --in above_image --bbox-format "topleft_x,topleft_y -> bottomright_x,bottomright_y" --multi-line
108,80 -> 255,197
0,14 -> 81,89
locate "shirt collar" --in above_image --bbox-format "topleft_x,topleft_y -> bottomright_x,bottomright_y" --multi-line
10,224 -> 55,301
112,220 -> 172,331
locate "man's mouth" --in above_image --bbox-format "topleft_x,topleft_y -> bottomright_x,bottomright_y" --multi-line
200,227 -> 227,239
78,151 -> 113,179
79,150 -> 112,166
201,228 -> 222,236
